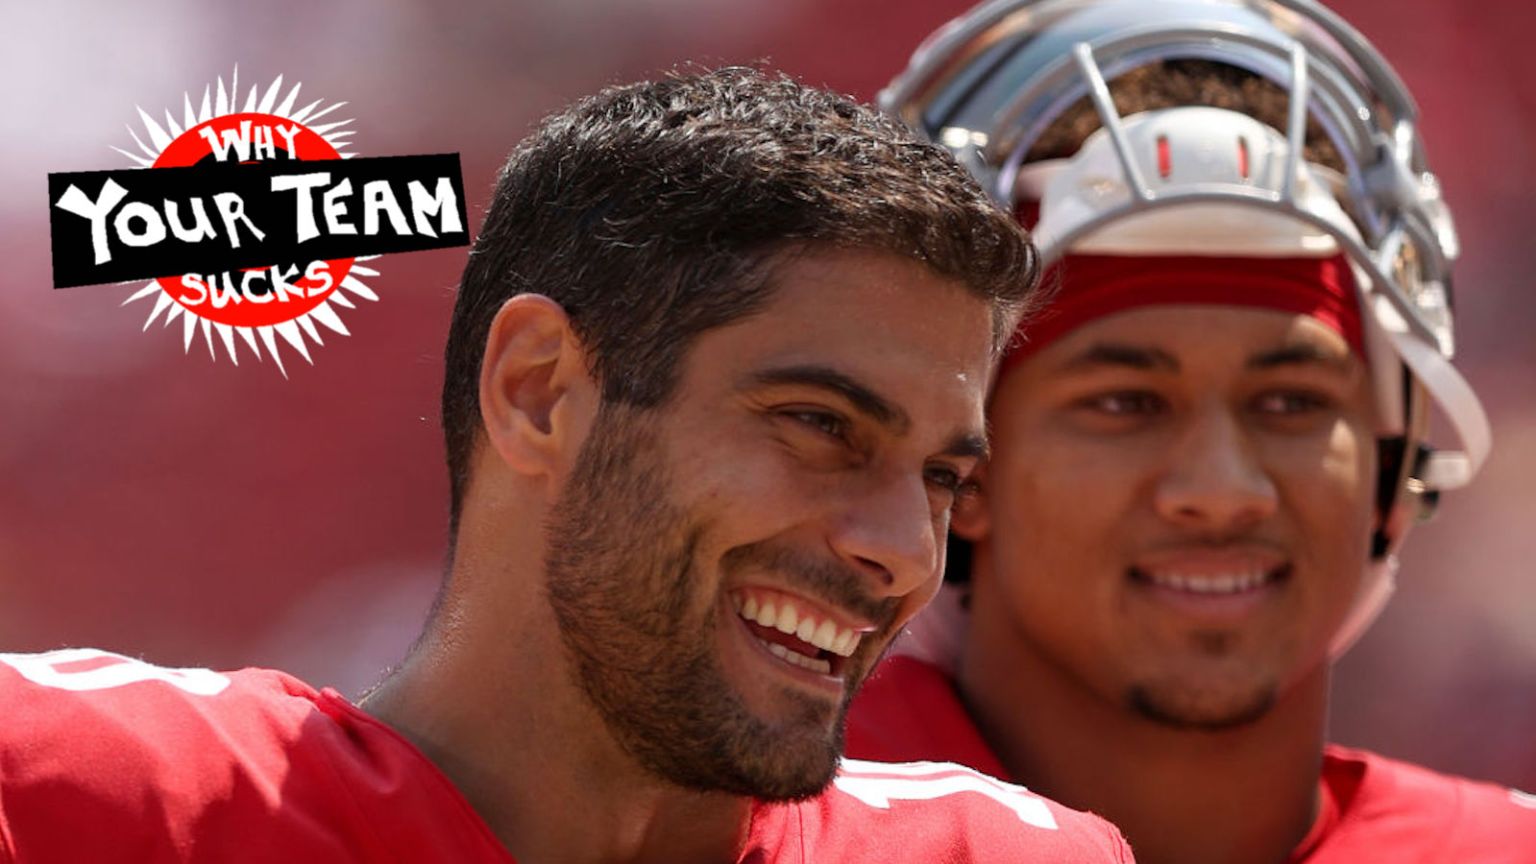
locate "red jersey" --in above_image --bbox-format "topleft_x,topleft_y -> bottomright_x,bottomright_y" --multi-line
847,655 -> 1536,863
0,649 -> 1134,863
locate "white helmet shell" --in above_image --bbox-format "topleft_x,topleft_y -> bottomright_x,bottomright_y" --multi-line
1032,106 -> 1356,256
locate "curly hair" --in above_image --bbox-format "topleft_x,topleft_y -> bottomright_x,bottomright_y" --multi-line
1027,59 -> 1344,169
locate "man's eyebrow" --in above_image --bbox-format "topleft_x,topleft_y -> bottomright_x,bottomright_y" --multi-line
745,365 -> 911,432
1247,343 -> 1354,371
1056,342 -> 1180,373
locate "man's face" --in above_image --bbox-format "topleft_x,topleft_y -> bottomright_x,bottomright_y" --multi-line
545,247 -> 996,798
971,304 -> 1377,729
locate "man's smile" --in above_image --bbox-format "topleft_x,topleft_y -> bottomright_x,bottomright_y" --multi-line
727,587 -> 875,686
1127,546 -> 1292,623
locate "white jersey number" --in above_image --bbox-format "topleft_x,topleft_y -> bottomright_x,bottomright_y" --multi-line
835,759 -> 1059,830
0,648 -> 230,696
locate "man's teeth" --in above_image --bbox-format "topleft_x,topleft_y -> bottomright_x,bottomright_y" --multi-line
1146,570 -> 1270,594
735,594 -> 861,658
765,642 -> 833,674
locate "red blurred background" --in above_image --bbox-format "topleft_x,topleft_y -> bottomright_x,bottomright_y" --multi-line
3,0 -> 1533,790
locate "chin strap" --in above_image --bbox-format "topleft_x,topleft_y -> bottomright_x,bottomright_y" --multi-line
1329,554 -> 1400,658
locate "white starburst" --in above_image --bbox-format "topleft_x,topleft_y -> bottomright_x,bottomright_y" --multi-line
116,67 -> 374,376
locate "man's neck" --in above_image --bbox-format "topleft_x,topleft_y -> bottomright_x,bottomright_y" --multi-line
360,559 -> 753,864
957,629 -> 1327,864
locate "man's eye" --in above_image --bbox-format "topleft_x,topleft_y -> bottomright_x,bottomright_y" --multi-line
924,465 -> 962,493
783,409 -> 849,441
924,465 -> 978,500
1253,391 -> 1332,415
1081,391 -> 1166,416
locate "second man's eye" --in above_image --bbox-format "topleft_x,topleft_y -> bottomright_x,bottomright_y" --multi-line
1083,391 -> 1167,416
1252,391 -> 1333,415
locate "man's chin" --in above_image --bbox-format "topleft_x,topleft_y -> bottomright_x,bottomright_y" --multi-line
734,699 -> 847,800
1126,681 -> 1278,731
658,730 -> 842,801
731,730 -> 843,802
623,684 -> 848,800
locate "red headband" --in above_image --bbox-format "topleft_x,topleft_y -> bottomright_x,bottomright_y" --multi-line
1000,253 -> 1366,380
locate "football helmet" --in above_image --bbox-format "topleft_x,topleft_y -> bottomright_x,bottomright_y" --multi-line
884,0 -> 1489,652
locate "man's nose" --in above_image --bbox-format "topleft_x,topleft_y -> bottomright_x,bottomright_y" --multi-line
1152,405 -> 1279,532
825,471 -> 943,603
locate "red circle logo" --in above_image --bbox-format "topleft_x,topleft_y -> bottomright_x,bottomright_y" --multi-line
150,112 -> 354,328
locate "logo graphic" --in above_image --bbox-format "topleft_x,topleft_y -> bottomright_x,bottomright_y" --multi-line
48,69 -> 470,374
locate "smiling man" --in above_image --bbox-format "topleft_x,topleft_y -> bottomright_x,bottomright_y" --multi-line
0,68 -> 1134,862
847,2 -> 1536,863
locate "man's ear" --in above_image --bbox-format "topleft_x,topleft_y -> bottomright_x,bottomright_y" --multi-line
950,460 -> 992,543
478,294 -> 595,478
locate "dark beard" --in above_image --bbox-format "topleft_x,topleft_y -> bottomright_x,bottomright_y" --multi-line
542,403 -> 848,800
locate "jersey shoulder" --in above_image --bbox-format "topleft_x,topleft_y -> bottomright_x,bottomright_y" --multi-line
0,648 -> 508,864
1311,744 -> 1536,862
0,648 -> 336,862
0,648 -> 318,802
770,758 -> 1133,862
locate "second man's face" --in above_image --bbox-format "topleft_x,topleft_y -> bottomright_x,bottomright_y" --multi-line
968,304 -> 1378,729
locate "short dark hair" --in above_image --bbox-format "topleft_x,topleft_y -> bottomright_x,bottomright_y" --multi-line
442,66 -> 1037,533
